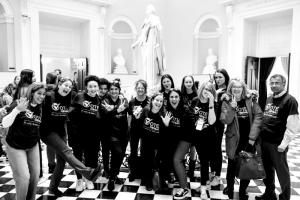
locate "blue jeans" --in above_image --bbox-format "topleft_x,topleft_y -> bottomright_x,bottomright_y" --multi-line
5,141 -> 40,200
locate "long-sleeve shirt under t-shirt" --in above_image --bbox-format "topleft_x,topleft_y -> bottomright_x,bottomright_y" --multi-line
261,93 -> 298,145
4,101 -> 42,149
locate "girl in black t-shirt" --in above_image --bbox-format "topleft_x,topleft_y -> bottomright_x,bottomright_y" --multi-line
40,78 -> 102,197
68,75 -> 102,191
3,83 -> 45,200
127,79 -> 149,182
180,75 -> 198,179
210,68 -> 230,186
139,92 -> 167,191
191,81 -> 217,200
101,81 -> 129,191
163,89 -> 195,199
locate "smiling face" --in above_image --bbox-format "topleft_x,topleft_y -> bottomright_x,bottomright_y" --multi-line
231,81 -> 243,99
109,85 -> 120,99
32,88 -> 46,105
152,94 -> 163,111
58,80 -> 73,96
99,84 -> 108,97
270,76 -> 285,94
214,72 -> 225,87
86,80 -> 99,97
184,76 -> 194,91
162,78 -> 172,91
136,83 -> 146,96
169,91 -> 180,109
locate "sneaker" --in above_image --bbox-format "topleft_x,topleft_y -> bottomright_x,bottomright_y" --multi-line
49,188 -> 63,197
85,179 -> 94,190
75,179 -> 86,192
210,176 -> 221,186
174,188 -> 189,199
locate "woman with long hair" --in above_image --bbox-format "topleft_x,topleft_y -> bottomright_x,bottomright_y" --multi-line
2,82 -> 46,200
13,69 -> 35,100
128,79 -> 149,182
191,81 -> 217,200
40,77 -> 102,197
180,75 -> 198,179
209,68 -> 230,186
220,78 -> 262,200
139,92 -> 167,191
101,80 -> 129,191
162,89 -> 195,199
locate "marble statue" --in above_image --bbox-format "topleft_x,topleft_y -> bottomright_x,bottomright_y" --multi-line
132,4 -> 166,87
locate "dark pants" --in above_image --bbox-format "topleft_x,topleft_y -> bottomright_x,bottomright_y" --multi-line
173,140 -> 191,188
211,126 -> 224,176
47,145 -> 56,169
140,136 -> 163,186
73,136 -> 100,179
227,158 -> 250,193
42,132 -> 94,190
261,141 -> 290,200
100,136 -> 110,174
109,138 -> 128,178
194,129 -> 216,185
128,129 -> 141,175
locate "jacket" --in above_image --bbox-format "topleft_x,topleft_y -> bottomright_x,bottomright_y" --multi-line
220,97 -> 263,159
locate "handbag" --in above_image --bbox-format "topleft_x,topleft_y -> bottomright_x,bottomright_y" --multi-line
236,144 -> 266,180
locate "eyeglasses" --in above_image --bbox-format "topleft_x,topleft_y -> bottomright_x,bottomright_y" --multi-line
232,85 -> 243,89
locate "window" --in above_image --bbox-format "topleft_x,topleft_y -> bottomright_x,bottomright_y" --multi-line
108,17 -> 137,74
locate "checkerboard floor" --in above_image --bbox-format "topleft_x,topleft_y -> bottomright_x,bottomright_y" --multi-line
1,137 -> 300,200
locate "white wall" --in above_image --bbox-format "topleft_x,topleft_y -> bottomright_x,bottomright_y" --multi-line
106,0 -> 227,88
257,16 -> 292,57
40,24 -> 81,58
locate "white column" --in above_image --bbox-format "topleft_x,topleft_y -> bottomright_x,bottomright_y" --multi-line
225,5 -> 234,75
98,7 -> 106,77
289,5 -> 300,102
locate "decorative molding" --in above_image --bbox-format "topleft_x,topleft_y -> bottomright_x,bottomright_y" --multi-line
108,16 -> 138,36
75,0 -> 112,6
0,14 -> 13,23
193,14 -> 222,35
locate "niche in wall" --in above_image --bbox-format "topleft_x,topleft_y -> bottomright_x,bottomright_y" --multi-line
108,16 -> 137,75
193,15 -> 222,75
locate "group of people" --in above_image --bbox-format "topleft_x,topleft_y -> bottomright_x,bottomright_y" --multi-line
0,68 -> 297,200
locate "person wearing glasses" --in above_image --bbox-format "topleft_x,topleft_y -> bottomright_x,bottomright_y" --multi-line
255,74 -> 299,200
220,78 -> 263,200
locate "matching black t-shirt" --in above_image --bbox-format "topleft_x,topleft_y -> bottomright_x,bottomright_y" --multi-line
128,96 -> 149,132
40,90 -> 72,137
235,99 -> 250,151
102,96 -> 129,140
6,102 -> 42,149
262,93 -> 298,144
